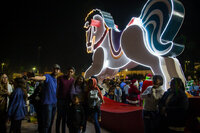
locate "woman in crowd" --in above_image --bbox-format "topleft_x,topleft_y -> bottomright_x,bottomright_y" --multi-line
87,78 -> 104,133
159,77 -> 189,133
70,75 -> 88,133
7,77 -> 27,133
141,75 -> 164,133
71,75 -> 86,101
0,73 -> 13,133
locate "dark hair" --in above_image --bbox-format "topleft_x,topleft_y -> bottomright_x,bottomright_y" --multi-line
170,77 -> 185,91
153,75 -> 163,86
74,75 -> 85,90
53,64 -> 61,69
14,77 -> 26,89
67,66 -> 75,72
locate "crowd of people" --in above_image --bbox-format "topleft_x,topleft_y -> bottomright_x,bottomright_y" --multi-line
0,64 -> 199,133
0,65 -> 104,133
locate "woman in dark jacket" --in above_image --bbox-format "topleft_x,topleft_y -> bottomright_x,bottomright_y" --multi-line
159,77 -> 189,133
7,78 -> 27,133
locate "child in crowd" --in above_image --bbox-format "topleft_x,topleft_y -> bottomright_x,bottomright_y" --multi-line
68,94 -> 85,133
114,84 -> 122,102
8,78 -> 27,133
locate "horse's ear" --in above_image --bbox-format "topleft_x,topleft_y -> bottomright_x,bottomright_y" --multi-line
90,19 -> 101,27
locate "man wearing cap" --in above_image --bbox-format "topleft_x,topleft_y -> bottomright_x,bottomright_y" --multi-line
30,64 -> 61,133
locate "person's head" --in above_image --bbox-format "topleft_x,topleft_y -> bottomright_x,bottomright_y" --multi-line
14,77 -> 26,89
193,80 -> 197,86
131,79 -> 137,86
145,73 -> 153,80
88,78 -> 97,89
170,77 -> 185,92
187,75 -> 192,81
116,84 -> 120,89
66,66 -> 75,78
72,94 -> 80,105
1,73 -> 9,84
75,75 -> 85,88
153,75 -> 163,87
52,64 -> 61,76
91,75 -> 98,83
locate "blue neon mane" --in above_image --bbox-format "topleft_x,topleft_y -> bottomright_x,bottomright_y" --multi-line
140,0 -> 185,57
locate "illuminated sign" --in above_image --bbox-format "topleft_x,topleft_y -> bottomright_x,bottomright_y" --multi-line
84,0 -> 186,89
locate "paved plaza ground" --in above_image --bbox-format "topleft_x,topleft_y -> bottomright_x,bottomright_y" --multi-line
7,116 -> 110,133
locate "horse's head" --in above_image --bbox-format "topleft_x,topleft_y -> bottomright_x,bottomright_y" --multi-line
84,9 -> 108,53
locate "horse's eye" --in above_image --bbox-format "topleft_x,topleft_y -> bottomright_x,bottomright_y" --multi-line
93,26 -> 97,32
84,21 -> 90,29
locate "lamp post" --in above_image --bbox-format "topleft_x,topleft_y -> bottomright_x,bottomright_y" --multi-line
1,62 -> 5,73
185,60 -> 190,73
32,67 -> 37,73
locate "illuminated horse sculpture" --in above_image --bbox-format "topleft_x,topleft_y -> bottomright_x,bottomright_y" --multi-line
84,0 -> 185,89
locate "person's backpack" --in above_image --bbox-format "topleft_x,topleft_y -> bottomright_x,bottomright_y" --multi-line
88,90 -> 101,108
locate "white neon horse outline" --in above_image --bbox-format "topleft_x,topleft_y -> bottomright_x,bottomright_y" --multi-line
84,0 -> 186,89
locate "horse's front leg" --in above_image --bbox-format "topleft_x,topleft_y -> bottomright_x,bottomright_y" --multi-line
84,47 -> 105,79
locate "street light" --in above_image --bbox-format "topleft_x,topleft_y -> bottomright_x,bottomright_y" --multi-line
1,62 -> 5,72
185,60 -> 190,72
32,67 -> 37,73
32,67 -> 36,71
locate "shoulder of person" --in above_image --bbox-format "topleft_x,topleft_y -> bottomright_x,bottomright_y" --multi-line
57,75 -> 63,79
147,86 -> 153,90
14,88 -> 23,93
44,74 -> 50,79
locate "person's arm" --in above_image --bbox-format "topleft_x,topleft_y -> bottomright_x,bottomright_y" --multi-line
30,76 -> 46,81
119,89 -> 122,97
97,87 -> 104,103
70,85 -> 76,100
141,86 -> 152,99
7,90 -> 18,119
114,88 -> 117,96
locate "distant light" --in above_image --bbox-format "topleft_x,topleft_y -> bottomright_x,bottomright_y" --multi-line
32,67 -> 36,71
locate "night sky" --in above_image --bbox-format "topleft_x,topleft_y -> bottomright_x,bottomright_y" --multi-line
1,0 -> 199,74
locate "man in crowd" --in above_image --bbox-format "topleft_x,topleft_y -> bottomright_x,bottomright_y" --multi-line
56,66 -> 75,133
30,64 -> 61,133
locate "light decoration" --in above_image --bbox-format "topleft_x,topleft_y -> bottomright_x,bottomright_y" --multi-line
83,0 -> 186,90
